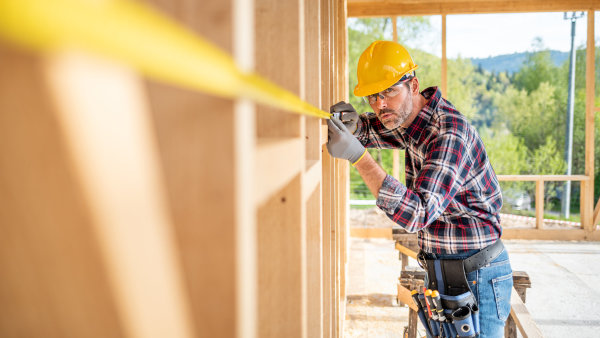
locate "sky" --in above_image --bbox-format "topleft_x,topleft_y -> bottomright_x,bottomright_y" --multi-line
414,12 -> 599,59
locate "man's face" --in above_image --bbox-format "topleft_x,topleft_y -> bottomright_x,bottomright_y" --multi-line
367,79 -> 414,130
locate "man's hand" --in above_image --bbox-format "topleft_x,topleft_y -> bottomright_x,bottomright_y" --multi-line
327,116 -> 366,165
330,101 -> 358,133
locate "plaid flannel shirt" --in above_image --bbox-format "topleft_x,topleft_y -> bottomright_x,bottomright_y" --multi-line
354,87 -> 503,254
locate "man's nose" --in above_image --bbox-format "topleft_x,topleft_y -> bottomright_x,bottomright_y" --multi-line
375,95 -> 387,109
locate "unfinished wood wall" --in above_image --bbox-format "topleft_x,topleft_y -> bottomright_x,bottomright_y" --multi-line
0,0 -> 349,337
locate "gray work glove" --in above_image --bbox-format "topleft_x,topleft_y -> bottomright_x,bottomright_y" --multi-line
330,101 -> 359,133
327,116 -> 366,165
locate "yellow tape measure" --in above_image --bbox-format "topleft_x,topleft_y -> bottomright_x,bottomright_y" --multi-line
0,0 -> 330,119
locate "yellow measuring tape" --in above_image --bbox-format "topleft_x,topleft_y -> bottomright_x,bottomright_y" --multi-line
0,0 -> 330,119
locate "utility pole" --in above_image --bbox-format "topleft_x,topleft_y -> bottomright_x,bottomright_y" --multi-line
562,12 -> 584,219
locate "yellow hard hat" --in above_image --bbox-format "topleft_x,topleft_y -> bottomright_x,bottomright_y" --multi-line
354,40 -> 419,97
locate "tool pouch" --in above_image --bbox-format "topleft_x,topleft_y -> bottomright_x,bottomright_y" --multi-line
451,306 -> 476,338
419,257 -> 480,337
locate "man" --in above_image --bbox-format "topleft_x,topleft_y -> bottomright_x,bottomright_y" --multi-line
327,40 -> 512,338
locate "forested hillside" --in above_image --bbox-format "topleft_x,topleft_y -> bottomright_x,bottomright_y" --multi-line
347,18 -> 600,218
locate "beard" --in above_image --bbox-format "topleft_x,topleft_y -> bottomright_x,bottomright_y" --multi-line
377,98 -> 413,130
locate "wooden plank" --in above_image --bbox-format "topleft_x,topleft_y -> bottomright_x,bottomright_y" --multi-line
348,0 -> 600,17
321,146 -> 334,338
535,180 -> 544,230
593,196 -> 600,227
350,227 -> 394,239
391,20 -> 402,182
257,175 -> 305,338
319,0 -> 333,336
392,149 -> 401,180
0,45 -> 123,338
509,288 -> 544,338
321,124 -> 329,145
397,284 -> 418,312
46,52 -> 194,338
304,160 -> 323,201
497,174 -> 589,181
441,14 -> 447,95
306,186 -> 324,338
502,228 -> 600,241
255,138 -> 303,206
395,241 -> 418,259
232,0 -> 258,336
145,2 -> 258,336
582,10 -> 595,232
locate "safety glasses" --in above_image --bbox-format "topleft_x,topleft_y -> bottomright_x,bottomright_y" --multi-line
363,76 -> 412,105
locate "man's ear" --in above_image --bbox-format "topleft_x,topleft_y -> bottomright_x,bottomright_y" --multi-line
411,77 -> 420,95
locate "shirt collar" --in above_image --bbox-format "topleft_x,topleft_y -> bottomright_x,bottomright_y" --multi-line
402,86 -> 441,143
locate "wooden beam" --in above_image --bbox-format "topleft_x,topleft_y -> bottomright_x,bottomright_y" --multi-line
503,228 -> 600,241
47,52 -> 195,338
593,196 -> 600,227
582,10 -> 595,231
497,174 -> 589,182
509,288 -> 544,338
397,284 -> 418,312
395,241 -> 418,259
0,45 -> 124,338
306,185 -> 324,338
255,138 -> 303,206
319,0 -> 333,335
348,0 -> 600,17
350,227 -> 394,239
392,16 -> 401,181
304,160 -> 323,202
257,175 -> 305,338
535,180 -> 544,230
441,14 -> 447,95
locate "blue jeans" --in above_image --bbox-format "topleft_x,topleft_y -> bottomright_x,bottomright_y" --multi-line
425,248 -> 513,338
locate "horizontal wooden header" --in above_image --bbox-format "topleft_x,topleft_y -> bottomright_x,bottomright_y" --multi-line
497,174 -> 590,182
348,0 -> 600,17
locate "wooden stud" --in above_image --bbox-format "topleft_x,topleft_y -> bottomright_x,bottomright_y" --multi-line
535,180 -> 544,230
582,10 -> 595,232
255,138 -> 303,206
0,45 -> 124,338
392,17 -> 401,181
306,185 -> 324,338
144,3 -> 258,336
257,175 -> 305,338
441,14 -> 447,95
319,0 -> 333,336
47,52 -> 195,338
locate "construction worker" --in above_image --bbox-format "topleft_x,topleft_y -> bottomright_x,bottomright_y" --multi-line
327,40 -> 512,338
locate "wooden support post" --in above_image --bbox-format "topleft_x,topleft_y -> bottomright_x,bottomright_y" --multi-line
319,0 -> 333,336
145,2 -> 258,337
391,16 -> 401,181
254,0 -> 307,337
582,10 -> 595,232
441,14 -> 447,95
305,0 -> 323,337
0,45 -> 127,338
535,179 -> 544,230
